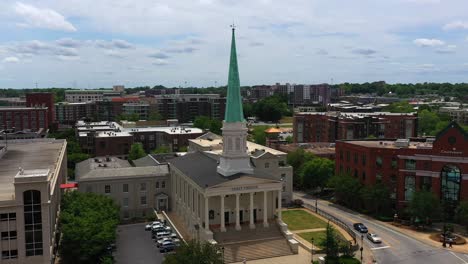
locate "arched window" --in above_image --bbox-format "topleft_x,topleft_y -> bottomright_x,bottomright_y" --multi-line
209,210 -> 215,220
441,165 -> 461,202
23,190 -> 43,256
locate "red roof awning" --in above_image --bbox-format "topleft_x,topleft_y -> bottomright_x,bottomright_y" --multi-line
60,183 -> 78,189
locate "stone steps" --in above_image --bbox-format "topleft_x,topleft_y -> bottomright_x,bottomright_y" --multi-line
222,237 -> 293,263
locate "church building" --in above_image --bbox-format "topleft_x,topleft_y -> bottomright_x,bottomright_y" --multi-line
168,27 -> 294,244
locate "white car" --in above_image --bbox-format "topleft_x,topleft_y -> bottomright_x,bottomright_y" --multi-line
152,224 -> 171,232
156,237 -> 172,247
367,233 -> 382,243
146,221 -> 163,231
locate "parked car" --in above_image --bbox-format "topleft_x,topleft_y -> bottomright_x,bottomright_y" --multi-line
156,237 -> 173,247
152,224 -> 171,232
156,231 -> 172,239
353,223 -> 368,233
159,241 -> 176,253
367,233 -> 382,243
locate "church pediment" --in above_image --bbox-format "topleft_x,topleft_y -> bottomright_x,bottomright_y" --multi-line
209,175 -> 280,189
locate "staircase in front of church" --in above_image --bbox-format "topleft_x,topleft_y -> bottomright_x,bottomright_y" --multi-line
213,224 -> 294,263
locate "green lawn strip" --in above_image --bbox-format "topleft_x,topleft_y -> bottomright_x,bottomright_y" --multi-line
298,231 -> 347,247
282,210 -> 327,231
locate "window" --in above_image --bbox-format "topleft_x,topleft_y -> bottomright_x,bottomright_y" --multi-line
339,165 -> 343,173
161,181 -> 166,188
404,176 -> 415,201
421,176 -> 432,191
209,210 -> 215,220
354,169 -> 358,178
1,231 -> 17,240
354,153 -> 358,164
123,184 -> 128,193
346,151 -> 350,162
105,185 -> 111,194
123,198 -> 129,207
23,190 -> 43,256
376,173 -> 382,183
376,156 -> 383,168
390,175 -> 397,199
140,196 -> 147,206
405,159 -> 416,170
362,155 -> 366,166
281,174 -> 286,181
2,250 -> 18,260
362,171 -> 366,180
441,165 -> 461,202
391,158 -> 397,169
282,185 -> 286,192
265,162 -> 270,168
340,150 -> 343,160
0,213 -> 15,221
140,183 -> 146,192
156,181 -> 160,189
123,211 -> 129,219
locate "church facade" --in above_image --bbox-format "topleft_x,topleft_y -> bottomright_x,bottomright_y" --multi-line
168,28 -> 293,242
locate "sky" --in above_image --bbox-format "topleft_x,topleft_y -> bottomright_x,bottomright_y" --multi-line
1,0 -> 468,89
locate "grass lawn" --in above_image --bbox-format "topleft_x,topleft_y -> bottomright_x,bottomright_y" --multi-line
282,210 -> 327,231
298,231 -> 346,245
280,116 -> 293,123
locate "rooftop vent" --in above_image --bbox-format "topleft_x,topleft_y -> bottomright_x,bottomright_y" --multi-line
394,139 -> 410,148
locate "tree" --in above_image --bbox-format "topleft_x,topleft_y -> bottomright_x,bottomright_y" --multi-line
129,143 -> 146,161
163,240 -> 223,264
300,158 -> 335,191
253,95 -> 290,122
209,119 -> 222,135
319,223 -> 340,263
418,109 -> 440,136
455,201 -> 468,234
409,190 -> 441,227
148,111 -> 162,121
252,126 -> 267,145
287,148 -> 315,187
384,101 -> 415,113
117,113 -> 140,122
151,145 -> 171,154
285,135 -> 293,143
360,183 -> 391,216
59,192 -> 119,264
194,116 -> 222,135
328,174 -> 362,210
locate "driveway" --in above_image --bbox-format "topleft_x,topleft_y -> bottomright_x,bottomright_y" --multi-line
115,223 -> 164,264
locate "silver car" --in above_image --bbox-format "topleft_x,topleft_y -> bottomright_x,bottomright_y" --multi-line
367,233 -> 382,243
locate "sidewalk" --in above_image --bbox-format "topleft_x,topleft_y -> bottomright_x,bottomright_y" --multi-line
231,246 -> 321,264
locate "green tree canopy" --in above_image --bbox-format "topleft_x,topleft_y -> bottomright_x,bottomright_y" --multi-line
163,240 -> 223,264
129,143 -> 146,161
59,192 -> 119,264
194,116 -> 222,135
384,101 -> 415,113
253,95 -> 290,122
319,223 -> 340,263
328,174 -> 362,210
301,158 -> 335,191
360,183 -> 391,216
409,189 -> 441,226
151,145 -> 171,154
418,109 -> 441,136
286,148 -> 316,188
455,201 -> 468,234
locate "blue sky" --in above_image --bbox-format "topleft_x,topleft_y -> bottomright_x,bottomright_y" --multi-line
1,0 -> 468,88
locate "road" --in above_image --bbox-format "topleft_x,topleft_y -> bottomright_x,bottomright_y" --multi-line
294,192 -> 468,264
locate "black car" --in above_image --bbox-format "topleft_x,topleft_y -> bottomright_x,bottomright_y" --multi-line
353,223 -> 368,233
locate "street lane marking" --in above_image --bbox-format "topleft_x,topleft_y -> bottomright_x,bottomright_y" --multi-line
370,246 -> 390,250
450,252 -> 468,264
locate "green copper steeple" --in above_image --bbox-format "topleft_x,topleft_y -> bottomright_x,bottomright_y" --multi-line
224,27 -> 244,123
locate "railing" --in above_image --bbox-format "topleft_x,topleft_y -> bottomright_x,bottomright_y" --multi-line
303,203 -> 357,245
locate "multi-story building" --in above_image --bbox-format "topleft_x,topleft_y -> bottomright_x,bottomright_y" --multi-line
293,112 -> 418,143
65,90 -> 122,103
145,88 -> 181,97
154,94 -> 226,122
439,107 -> 468,125
76,156 -> 170,220
76,121 -> 204,157
25,93 -> 55,128
0,107 -> 49,131
334,122 -> 468,210
0,139 -> 67,263
122,103 -> 149,120
55,102 -> 96,126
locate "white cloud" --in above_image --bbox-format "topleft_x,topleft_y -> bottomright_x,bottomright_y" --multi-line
153,59 -> 168,66
413,38 -> 445,47
443,21 -> 468,30
13,2 -> 76,32
3,57 -> 20,63
436,45 -> 456,54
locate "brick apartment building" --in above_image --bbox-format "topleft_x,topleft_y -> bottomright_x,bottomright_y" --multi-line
293,112 -> 418,143
0,107 -> 49,131
76,121 -> 204,158
25,93 -> 55,128
334,122 -> 468,210
154,94 -> 226,122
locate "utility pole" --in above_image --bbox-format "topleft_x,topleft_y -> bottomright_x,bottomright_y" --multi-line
360,235 -> 364,263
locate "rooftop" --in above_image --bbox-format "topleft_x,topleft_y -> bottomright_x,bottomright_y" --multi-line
296,111 -> 417,117
76,157 -> 168,181
76,121 -> 203,136
0,140 -> 66,201
343,139 -> 434,149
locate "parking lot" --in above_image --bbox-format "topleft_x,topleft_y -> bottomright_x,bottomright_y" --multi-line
114,223 -> 165,264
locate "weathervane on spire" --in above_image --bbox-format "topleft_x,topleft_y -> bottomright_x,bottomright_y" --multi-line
230,23 -> 236,31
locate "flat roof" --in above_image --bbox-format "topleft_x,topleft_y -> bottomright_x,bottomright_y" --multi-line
77,121 -> 203,135
0,107 -> 48,110
343,140 -> 433,149
78,165 -> 169,181
0,140 -> 65,201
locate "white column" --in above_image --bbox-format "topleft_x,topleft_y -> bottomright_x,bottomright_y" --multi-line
235,193 -> 241,230
204,196 -> 209,230
220,195 -> 226,232
263,191 -> 269,227
249,192 -> 255,229
277,190 -> 282,221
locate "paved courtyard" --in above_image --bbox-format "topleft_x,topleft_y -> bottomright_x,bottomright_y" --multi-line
114,223 -> 164,264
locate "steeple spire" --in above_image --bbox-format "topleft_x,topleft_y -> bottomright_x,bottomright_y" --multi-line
224,25 -> 244,123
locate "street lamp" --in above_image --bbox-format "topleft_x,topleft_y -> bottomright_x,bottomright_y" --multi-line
311,238 -> 314,263
360,235 -> 364,263
221,246 -> 225,264
315,197 -> 318,213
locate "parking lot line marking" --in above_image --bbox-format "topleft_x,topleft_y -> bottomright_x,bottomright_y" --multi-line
370,246 -> 391,250
451,252 -> 468,264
